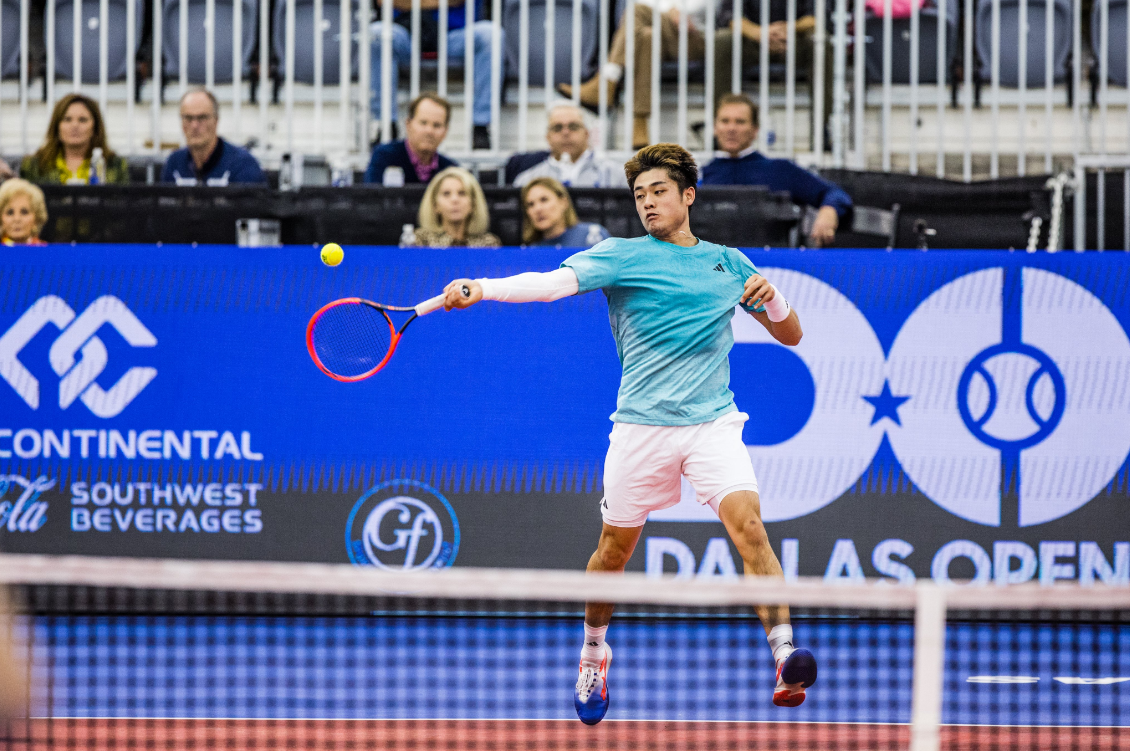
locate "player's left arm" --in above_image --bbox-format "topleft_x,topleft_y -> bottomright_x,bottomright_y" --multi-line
740,273 -> 803,346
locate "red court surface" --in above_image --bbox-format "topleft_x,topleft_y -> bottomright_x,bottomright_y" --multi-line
2,719 -> 1124,750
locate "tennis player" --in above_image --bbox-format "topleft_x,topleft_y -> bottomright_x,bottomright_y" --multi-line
441,143 -> 816,724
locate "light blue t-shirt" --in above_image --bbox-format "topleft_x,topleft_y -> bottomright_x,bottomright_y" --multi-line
562,235 -> 763,426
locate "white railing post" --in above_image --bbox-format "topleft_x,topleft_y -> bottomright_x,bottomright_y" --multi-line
438,0 -> 448,95
881,0 -> 890,170
314,0 -> 324,152
572,0 -> 582,105
98,0 -> 108,115
359,0 -> 372,148
518,0 -> 529,151
259,0 -> 268,153
649,2 -> 659,144
340,0 -> 350,151
491,0 -> 502,151
624,0 -> 635,149
1071,0 -> 1081,168
1044,0 -> 1052,171
989,0 -> 999,178
785,0 -> 796,154
852,0 -> 863,166
813,0 -> 826,158
909,583 -> 946,751
410,0 -> 421,98
704,0 -> 714,151
47,0 -> 56,107
19,0 -> 30,153
380,0 -> 392,144
547,0 -> 557,105
677,0 -> 688,146
465,0 -> 474,148
285,0 -> 296,151
936,0 -> 945,176
733,0 -> 742,94
73,0 -> 82,91
597,0 -> 609,152
832,0 -> 846,167
1016,0 -> 1026,176
151,0 -> 162,156
908,0 -> 918,173
961,0 -> 971,181
759,0 -> 769,150
127,0 -> 136,154
232,0 -> 242,142
179,0 -> 188,96
205,0 -> 216,89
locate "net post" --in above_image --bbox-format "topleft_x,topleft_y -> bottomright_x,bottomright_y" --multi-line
910,582 -> 945,751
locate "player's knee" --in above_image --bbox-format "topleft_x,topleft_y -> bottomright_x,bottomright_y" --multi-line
594,538 -> 633,569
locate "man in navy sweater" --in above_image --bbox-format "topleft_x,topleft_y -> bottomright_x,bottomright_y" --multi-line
364,94 -> 458,186
161,89 -> 266,186
702,93 -> 851,247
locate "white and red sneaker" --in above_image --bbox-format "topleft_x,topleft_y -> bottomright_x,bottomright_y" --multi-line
773,648 -> 817,707
574,643 -> 612,725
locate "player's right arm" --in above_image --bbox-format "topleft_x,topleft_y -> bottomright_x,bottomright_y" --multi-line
442,267 -> 581,310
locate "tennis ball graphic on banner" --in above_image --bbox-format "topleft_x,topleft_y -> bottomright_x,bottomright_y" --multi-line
320,243 -> 344,267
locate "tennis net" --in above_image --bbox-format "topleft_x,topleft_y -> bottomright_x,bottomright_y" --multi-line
0,554 -> 1126,750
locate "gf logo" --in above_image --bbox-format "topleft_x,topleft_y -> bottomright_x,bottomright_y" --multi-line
0,295 -> 157,418
346,479 -> 460,570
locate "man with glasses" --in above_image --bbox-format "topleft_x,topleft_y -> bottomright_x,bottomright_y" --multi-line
511,104 -> 625,188
161,89 -> 266,186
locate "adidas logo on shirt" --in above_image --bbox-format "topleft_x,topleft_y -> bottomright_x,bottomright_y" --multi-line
712,263 -> 725,272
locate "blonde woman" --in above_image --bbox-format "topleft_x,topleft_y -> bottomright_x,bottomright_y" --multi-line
521,177 -> 610,248
0,179 -> 49,246
410,167 -> 501,248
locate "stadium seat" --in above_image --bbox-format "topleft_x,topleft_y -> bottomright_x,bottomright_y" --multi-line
272,0 -> 358,84
503,0 -> 599,86
1,0 -> 19,78
1090,0 -> 1128,87
975,0 -> 1072,87
47,0 -> 144,82
163,0 -> 258,83
864,1 -> 959,84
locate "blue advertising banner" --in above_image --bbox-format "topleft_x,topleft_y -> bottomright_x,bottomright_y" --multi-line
1,245 -> 1128,586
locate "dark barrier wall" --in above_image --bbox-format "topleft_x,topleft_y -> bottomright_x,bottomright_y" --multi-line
38,186 -> 801,248
2,246 -> 1129,586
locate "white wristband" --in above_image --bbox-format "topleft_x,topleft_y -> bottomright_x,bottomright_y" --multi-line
764,285 -> 791,323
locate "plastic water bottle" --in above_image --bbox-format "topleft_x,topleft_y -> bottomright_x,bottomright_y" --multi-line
90,147 -> 106,185
398,224 -> 416,247
279,154 -> 294,191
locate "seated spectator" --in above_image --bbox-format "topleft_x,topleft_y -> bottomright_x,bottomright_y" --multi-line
409,167 -> 500,247
365,94 -> 457,185
522,177 -> 610,248
20,94 -> 129,185
0,159 -> 14,183
161,89 -> 266,186
702,93 -> 851,247
369,0 -> 504,150
512,104 -> 625,188
0,179 -> 49,246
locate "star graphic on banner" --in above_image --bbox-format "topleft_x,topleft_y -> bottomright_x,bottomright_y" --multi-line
862,380 -> 912,426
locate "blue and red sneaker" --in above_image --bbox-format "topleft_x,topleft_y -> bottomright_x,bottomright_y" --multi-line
574,643 -> 612,724
773,648 -> 817,707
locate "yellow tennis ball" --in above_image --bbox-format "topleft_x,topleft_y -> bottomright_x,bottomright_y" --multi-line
320,243 -> 344,267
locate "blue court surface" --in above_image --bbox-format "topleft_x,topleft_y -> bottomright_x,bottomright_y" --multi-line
25,616 -> 1128,728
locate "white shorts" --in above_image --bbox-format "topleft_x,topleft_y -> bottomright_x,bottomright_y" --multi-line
600,411 -> 760,527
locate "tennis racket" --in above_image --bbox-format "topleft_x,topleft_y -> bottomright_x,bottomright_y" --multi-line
306,285 -> 470,382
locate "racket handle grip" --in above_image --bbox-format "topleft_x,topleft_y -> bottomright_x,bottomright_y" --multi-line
415,285 -> 472,316
415,293 -> 448,316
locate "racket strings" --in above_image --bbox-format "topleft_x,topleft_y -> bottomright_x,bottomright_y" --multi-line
310,302 -> 394,378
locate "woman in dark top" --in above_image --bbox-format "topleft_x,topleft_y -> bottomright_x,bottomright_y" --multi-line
521,177 -> 609,248
20,94 -> 129,185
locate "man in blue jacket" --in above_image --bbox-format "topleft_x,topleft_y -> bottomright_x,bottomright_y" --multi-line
364,94 -> 458,185
702,93 -> 851,247
161,89 -> 266,186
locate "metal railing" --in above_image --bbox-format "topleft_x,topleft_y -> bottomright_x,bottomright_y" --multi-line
0,0 -> 1127,175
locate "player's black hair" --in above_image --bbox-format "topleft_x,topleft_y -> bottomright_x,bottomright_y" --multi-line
624,143 -> 699,194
